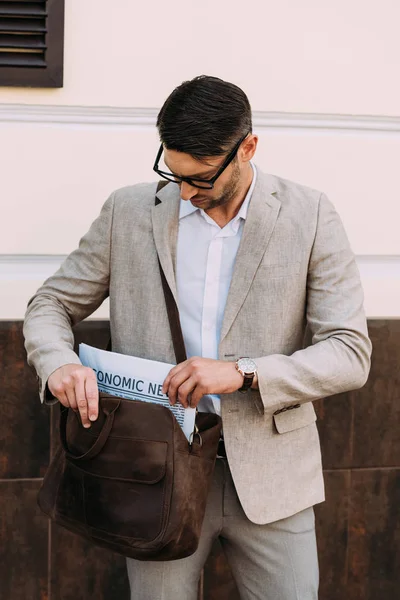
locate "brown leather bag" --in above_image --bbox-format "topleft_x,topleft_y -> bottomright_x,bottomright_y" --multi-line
37,182 -> 222,561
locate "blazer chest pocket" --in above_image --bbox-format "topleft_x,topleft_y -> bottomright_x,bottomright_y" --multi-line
273,402 -> 316,434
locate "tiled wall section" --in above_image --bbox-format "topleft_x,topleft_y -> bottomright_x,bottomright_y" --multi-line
0,320 -> 399,600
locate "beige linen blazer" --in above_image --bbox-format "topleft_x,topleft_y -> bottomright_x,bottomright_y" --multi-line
24,169 -> 372,524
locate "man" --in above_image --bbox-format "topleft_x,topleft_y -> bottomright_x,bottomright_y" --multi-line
24,75 -> 372,599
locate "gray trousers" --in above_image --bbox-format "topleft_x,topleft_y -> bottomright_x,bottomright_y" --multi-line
126,459 -> 319,600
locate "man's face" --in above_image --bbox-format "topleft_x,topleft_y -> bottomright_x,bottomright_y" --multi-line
163,149 -> 243,211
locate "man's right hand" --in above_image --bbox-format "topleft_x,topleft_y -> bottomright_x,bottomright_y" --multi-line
47,364 -> 99,428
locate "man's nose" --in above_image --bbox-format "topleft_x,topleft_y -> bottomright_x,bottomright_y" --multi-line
180,181 -> 197,201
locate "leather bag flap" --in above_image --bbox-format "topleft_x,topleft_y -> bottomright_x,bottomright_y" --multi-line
69,438 -> 168,484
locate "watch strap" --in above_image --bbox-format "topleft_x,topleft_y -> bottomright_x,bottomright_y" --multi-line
238,374 -> 254,392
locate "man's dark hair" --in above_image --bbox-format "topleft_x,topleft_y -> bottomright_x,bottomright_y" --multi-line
156,75 -> 252,160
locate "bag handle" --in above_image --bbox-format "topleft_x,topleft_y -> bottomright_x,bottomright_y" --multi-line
107,181 -> 187,364
59,399 -> 121,460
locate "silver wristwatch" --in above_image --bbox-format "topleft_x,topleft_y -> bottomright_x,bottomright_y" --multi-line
235,357 -> 257,392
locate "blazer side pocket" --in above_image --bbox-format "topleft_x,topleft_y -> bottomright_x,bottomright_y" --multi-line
273,402 -> 317,434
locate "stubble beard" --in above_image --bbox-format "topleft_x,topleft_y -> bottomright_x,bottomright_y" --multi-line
194,161 -> 241,211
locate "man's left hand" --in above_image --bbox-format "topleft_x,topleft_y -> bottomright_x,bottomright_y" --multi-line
162,357 -> 243,408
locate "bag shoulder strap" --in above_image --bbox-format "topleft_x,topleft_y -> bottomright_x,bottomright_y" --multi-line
155,181 -> 187,364
107,181 -> 187,365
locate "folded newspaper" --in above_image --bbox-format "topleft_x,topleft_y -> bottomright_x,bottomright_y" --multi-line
79,343 -> 196,441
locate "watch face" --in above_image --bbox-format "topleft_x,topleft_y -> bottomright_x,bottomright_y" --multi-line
237,357 -> 257,375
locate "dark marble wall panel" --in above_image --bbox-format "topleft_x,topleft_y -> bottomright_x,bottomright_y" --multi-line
1,319 -> 400,600
50,524 -> 130,600
314,394 -> 353,470
0,481 -> 48,600
352,320 -> 400,468
348,469 -> 400,600
314,471 -> 350,600
72,320 -> 110,354
0,322 -> 49,478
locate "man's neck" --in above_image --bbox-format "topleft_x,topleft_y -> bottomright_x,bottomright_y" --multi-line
204,164 -> 254,229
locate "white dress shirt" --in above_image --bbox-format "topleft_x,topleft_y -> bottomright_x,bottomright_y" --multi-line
176,164 -> 257,414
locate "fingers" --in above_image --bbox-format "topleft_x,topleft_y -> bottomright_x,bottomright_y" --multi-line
74,373 -> 90,428
47,365 -> 99,428
85,374 -> 99,422
64,380 -> 78,411
55,389 -> 70,409
162,360 -> 189,395
163,357 -> 210,408
50,376 -> 77,410
176,376 -> 197,409
189,386 -> 206,409
165,365 -> 192,406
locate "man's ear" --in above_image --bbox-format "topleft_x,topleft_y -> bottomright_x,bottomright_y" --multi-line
241,134 -> 258,162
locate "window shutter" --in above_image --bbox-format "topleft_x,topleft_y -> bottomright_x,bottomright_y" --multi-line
0,0 -> 64,87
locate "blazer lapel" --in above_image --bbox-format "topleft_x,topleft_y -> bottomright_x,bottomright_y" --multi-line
151,182 -> 181,304
220,171 -> 281,343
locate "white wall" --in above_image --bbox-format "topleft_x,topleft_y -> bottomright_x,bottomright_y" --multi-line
1,0 -> 400,114
0,0 -> 399,318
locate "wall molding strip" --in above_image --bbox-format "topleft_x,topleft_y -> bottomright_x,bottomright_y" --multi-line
0,254 -> 399,281
1,104 -> 400,133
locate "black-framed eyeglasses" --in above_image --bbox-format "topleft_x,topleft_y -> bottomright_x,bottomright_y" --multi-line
153,132 -> 250,189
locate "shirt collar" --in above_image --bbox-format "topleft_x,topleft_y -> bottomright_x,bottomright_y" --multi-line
235,162 -> 257,222
179,162 -> 257,221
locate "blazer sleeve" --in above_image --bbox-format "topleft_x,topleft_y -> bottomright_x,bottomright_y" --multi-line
23,192 -> 115,403
253,193 -> 372,417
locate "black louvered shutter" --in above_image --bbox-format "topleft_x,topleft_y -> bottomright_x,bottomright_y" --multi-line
0,0 -> 64,87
